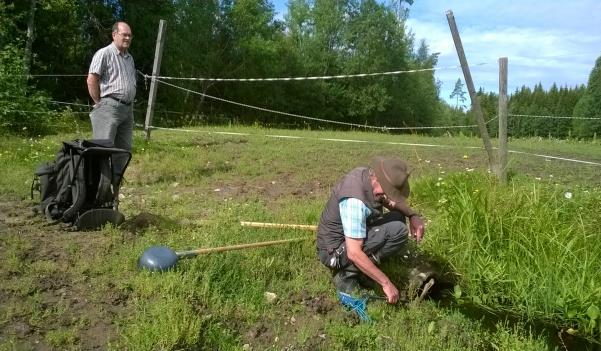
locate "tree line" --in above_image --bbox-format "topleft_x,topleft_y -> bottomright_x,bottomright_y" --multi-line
1,0 -> 599,139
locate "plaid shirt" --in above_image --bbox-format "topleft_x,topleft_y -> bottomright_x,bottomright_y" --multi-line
89,43 -> 137,103
339,197 -> 371,239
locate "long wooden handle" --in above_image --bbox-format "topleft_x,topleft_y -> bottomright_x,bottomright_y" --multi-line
240,221 -> 317,231
176,237 -> 309,257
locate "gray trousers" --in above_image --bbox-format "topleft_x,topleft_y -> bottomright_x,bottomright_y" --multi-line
89,97 -> 133,182
318,211 -> 409,272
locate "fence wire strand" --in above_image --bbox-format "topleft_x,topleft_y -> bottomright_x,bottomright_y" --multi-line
154,78 -> 492,130
141,64 -> 485,82
139,124 -> 601,167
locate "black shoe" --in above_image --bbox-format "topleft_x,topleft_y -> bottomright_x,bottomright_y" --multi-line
332,270 -> 360,294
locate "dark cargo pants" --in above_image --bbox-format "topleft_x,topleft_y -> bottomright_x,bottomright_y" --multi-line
89,97 -> 133,182
318,211 -> 409,272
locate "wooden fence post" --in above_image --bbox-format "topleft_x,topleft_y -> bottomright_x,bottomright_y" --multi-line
144,19 -> 167,141
446,10 -> 499,176
498,57 -> 508,183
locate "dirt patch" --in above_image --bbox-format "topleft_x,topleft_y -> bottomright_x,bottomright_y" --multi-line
288,290 -> 337,315
237,290 -> 356,350
212,174 -> 328,203
0,196 -> 126,350
246,322 -> 275,346
120,211 -> 179,234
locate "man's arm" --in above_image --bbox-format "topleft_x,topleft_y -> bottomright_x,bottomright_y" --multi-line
339,197 -> 400,304
345,237 -> 399,304
87,73 -> 101,105
383,198 -> 425,242
382,197 -> 416,217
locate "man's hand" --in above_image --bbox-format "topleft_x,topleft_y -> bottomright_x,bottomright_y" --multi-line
382,280 -> 400,304
409,215 -> 425,242
345,237 -> 400,304
87,73 -> 101,104
384,199 -> 425,242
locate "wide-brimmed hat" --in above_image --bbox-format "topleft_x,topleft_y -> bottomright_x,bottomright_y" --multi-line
369,156 -> 411,202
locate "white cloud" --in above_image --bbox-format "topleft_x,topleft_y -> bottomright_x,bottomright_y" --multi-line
272,0 -> 600,104
406,0 -> 601,104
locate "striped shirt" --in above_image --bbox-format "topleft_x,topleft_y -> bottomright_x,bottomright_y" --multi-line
89,43 -> 136,103
339,197 -> 371,239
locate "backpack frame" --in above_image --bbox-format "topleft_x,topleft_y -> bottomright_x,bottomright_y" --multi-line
32,139 -> 132,230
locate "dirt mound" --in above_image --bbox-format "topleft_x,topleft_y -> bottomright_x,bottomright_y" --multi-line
120,211 -> 179,234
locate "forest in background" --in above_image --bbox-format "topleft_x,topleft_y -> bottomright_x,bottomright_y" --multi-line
1,0 -> 600,138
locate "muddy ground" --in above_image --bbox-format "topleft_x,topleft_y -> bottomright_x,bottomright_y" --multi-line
0,192 -> 444,350
0,196 -> 360,350
0,196 -> 124,350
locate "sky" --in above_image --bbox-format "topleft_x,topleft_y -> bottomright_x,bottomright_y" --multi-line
271,0 -> 601,105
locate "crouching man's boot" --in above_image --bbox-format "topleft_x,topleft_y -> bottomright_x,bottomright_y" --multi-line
332,268 -> 360,294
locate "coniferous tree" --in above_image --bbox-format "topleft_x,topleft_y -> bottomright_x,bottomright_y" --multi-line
449,78 -> 467,109
573,56 -> 601,138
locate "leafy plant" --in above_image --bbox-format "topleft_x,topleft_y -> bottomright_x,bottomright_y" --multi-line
0,44 -> 55,136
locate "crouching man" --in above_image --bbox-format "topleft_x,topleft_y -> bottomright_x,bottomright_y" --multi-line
316,156 -> 425,304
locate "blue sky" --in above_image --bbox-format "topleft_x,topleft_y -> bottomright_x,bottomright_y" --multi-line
271,0 -> 601,105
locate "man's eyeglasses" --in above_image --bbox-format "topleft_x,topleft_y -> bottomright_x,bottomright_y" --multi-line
116,32 -> 133,39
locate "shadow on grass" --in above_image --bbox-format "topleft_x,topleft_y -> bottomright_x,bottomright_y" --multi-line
396,249 -> 601,351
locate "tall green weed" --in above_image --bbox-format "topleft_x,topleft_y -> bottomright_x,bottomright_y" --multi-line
419,172 -> 601,337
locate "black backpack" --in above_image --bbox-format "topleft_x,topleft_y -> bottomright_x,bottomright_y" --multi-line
31,139 -> 131,230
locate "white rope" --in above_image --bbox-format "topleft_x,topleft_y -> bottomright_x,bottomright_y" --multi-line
2,110 -> 57,114
142,125 -> 601,167
155,79 -> 494,130
0,109 -> 90,115
156,79 -> 391,130
1,105 -> 201,117
1,96 -> 91,108
136,124 -> 250,136
0,62 -> 497,81
508,149 -> 601,166
2,74 -> 87,77
152,109 -> 187,115
48,100 -> 91,107
142,63 -> 488,82
145,67 -> 434,82
509,113 -> 601,120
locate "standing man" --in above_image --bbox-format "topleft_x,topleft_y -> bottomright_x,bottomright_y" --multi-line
316,156 -> 425,304
87,21 -> 136,204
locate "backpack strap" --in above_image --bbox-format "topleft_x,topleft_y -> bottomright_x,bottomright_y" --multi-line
95,155 -> 114,205
61,152 -> 87,223
43,151 -> 72,220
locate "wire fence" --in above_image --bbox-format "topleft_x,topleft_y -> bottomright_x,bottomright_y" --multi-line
2,55 -> 600,171
3,93 -> 598,131
3,57 -> 599,131
509,113 -> 601,120
154,78 -> 498,131
139,63 -> 487,82
139,124 -> 601,167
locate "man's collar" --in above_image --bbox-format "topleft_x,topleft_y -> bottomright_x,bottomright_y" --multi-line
110,42 -> 130,57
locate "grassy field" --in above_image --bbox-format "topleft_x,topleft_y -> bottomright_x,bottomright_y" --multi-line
1,125 -> 600,350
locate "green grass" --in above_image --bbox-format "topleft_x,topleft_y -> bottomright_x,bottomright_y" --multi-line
45,328 -> 79,349
1,125 -> 600,350
419,172 -> 601,336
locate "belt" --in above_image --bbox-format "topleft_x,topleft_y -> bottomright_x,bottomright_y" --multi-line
105,95 -> 132,106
